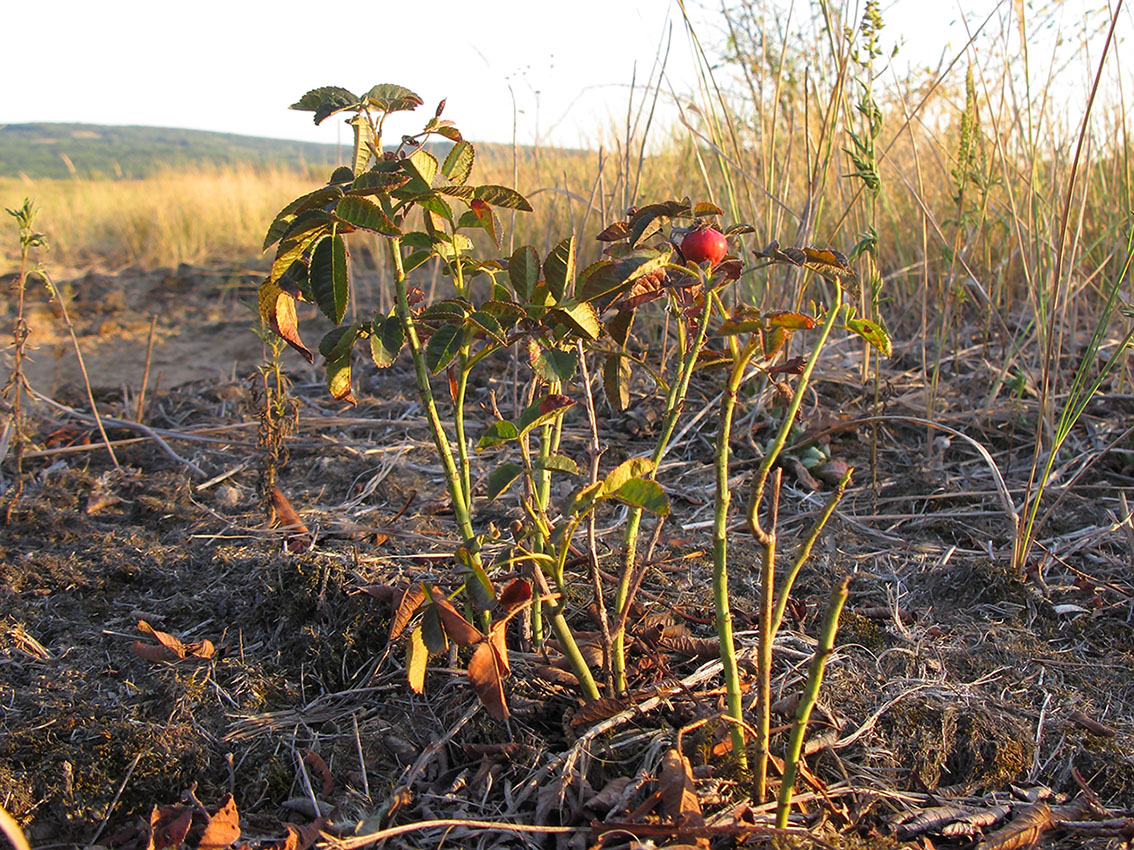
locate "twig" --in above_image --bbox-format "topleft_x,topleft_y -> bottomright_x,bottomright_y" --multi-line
327,818 -> 585,849
85,753 -> 141,848
31,390 -> 207,477
135,314 -> 158,422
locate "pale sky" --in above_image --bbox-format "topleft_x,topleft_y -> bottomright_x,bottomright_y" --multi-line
4,1 -> 1129,149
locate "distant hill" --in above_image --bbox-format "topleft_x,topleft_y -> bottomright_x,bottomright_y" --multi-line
0,123 -> 563,180
0,123 -> 345,179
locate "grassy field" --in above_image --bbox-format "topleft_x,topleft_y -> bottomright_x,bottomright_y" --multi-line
3,3 -> 1134,844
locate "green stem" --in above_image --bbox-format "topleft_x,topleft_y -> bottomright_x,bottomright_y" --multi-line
753,468 -> 779,802
612,279 -> 715,692
775,574 -> 851,829
390,238 -> 475,551
713,339 -> 759,770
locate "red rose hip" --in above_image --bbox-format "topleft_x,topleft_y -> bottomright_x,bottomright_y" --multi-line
681,227 -> 728,267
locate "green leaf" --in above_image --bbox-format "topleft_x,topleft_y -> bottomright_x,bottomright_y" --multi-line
329,165 -> 355,183
603,354 -> 631,412
474,185 -> 533,211
477,419 -> 519,451
486,463 -> 524,500
611,478 -> 669,515
543,236 -> 576,301
535,454 -> 579,475
335,196 -> 401,236
350,114 -> 373,175
845,316 -> 892,357
509,246 -> 540,301
466,310 -> 506,344
270,222 -> 329,285
402,250 -> 432,275
549,302 -> 600,340
310,233 -> 349,324
264,186 -> 345,251
442,140 -> 476,185
421,298 -> 471,323
578,247 -> 671,303
349,169 -> 411,195
325,350 -> 355,404
421,604 -> 448,653
401,148 -> 439,194
319,323 -> 360,360
481,299 -> 525,328
531,347 -> 577,382
291,86 -> 359,124
364,84 -> 424,113
369,314 -> 405,367
600,457 -> 655,497
516,394 -> 575,437
425,323 -> 464,374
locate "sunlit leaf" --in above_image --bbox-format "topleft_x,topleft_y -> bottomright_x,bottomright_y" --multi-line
349,169 -> 411,195
845,315 -> 892,356
476,419 -> 519,451
429,587 -> 484,646
535,454 -> 580,475
467,640 -> 509,720
612,478 -> 669,515
349,114 -> 373,175
595,220 -> 631,241
442,140 -> 475,185
369,314 -> 404,368
259,279 -> 313,363
407,626 -> 428,693
766,310 -> 817,330
474,184 -> 532,211
335,195 -> 401,236
549,302 -> 600,340
693,201 -> 724,216
325,350 -> 355,405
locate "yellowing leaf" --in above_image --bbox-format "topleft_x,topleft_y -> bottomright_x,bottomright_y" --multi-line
259,279 -> 313,363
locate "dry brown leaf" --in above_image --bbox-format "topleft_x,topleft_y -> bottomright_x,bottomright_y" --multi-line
570,697 -> 628,728
279,819 -> 325,850
1068,709 -> 1117,737
975,802 -> 1054,850
133,620 -> 214,662
198,794 -> 240,850
467,640 -> 508,721
658,748 -> 704,829
271,486 -> 312,554
428,588 -> 484,646
487,620 -> 511,677
584,776 -> 634,814
149,804 -> 193,850
389,586 -> 426,641
303,750 -> 333,797
533,664 -> 578,687
497,578 -> 532,615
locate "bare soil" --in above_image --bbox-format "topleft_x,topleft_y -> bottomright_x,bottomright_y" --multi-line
1,265 -> 1132,849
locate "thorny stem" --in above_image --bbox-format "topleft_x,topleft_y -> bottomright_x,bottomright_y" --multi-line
712,332 -> 760,769
612,273 -> 715,692
390,237 -> 477,556
745,288 -> 842,801
776,574 -> 851,828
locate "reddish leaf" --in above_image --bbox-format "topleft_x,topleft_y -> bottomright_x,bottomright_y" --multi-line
658,748 -> 705,832
271,487 -> 313,553
570,697 -> 629,728
388,586 -> 426,641
428,588 -> 484,646
198,795 -> 240,850
767,356 -> 806,376
303,750 -> 333,796
497,579 -> 532,614
467,640 -> 509,721
278,820 -> 325,850
134,620 -> 214,661
259,280 -> 313,363
596,221 -> 631,241
150,805 -> 193,850
765,310 -> 817,330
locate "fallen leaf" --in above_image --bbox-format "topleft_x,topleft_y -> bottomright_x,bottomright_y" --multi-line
198,794 -> 240,850
658,748 -> 706,845
150,804 -> 193,850
271,487 -> 313,554
974,802 -> 1053,850
133,620 -> 214,662
303,750 -> 333,796
1068,710 -> 1117,737
388,586 -> 426,641
570,697 -> 628,728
